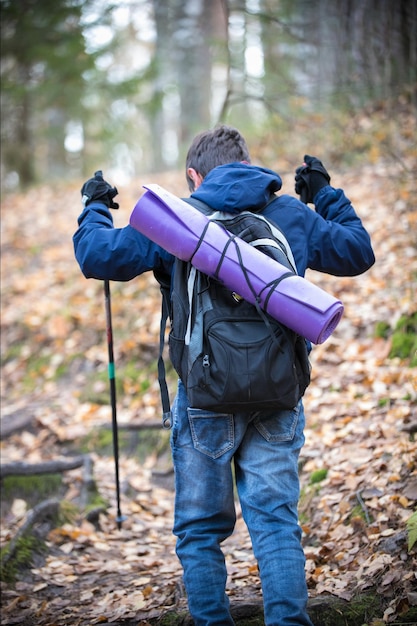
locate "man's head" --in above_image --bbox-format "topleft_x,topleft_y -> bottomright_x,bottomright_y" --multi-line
186,124 -> 251,191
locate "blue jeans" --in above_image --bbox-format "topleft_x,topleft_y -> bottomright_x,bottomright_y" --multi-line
171,381 -> 313,626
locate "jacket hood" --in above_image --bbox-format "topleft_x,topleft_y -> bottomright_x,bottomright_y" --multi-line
191,162 -> 282,213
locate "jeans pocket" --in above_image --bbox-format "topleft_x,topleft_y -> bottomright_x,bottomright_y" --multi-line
254,404 -> 300,442
188,408 -> 234,459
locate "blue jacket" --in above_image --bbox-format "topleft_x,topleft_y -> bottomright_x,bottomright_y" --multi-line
73,162 -> 375,281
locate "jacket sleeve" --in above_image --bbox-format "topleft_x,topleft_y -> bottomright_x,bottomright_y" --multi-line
308,185 -> 375,276
73,202 -> 174,281
266,187 -> 375,277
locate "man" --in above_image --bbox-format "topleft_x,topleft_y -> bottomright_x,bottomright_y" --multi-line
74,124 -> 375,625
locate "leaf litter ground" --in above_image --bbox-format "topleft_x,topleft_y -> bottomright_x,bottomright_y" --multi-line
1,163 -> 416,624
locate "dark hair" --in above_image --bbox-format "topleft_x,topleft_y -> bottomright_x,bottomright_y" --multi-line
185,124 -> 251,191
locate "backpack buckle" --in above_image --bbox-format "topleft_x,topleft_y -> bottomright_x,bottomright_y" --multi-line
162,411 -> 173,429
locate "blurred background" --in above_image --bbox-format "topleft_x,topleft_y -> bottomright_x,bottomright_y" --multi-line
1,0 -> 416,191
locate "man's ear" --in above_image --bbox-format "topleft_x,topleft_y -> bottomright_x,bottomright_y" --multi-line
187,168 -> 204,190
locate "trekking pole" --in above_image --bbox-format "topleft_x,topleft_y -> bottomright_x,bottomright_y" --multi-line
104,279 -> 126,530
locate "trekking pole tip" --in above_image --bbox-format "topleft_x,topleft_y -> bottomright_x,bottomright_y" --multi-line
116,514 -> 128,530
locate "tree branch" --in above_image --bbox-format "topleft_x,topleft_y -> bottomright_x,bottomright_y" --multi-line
0,456 -> 87,478
1,498 -> 61,567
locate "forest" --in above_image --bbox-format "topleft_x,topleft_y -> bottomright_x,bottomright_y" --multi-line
1,1 -> 417,625
1,0 -> 416,187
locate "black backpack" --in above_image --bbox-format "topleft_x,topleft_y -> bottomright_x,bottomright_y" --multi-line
156,197 -> 310,427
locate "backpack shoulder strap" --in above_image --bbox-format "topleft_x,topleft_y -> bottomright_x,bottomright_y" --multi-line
252,212 -> 297,274
154,270 -> 173,429
183,196 -> 213,215
185,196 -> 297,273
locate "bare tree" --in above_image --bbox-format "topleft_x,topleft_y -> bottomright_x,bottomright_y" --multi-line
150,0 -> 227,169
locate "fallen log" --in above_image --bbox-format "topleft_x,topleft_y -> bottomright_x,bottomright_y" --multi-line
0,455 -> 87,478
0,411 -> 36,439
111,421 -> 162,430
1,498 -> 61,568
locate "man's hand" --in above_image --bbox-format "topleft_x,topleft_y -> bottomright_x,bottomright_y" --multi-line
81,170 -> 119,209
294,155 -> 331,204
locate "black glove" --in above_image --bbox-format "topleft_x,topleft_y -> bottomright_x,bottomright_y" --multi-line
81,170 -> 119,209
295,155 -> 330,204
